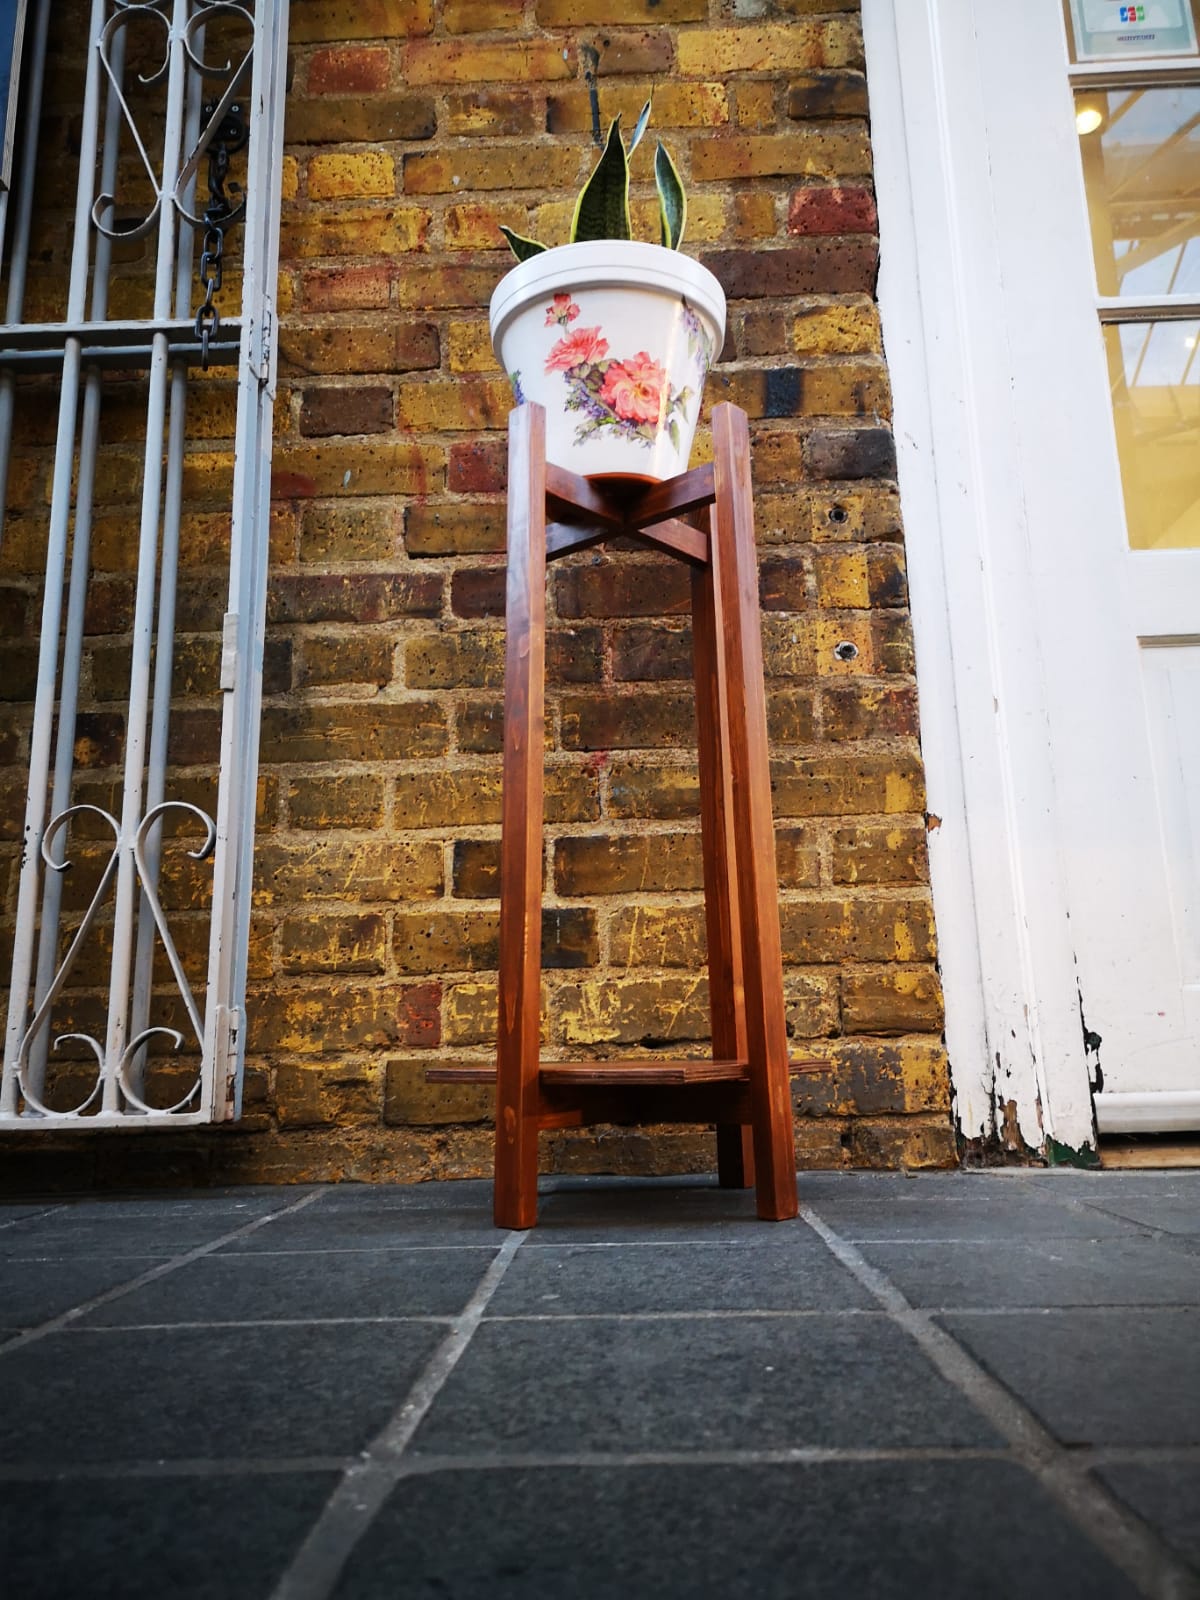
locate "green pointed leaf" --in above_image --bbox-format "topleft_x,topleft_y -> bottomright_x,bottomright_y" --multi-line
499,226 -> 548,262
655,141 -> 686,250
628,98 -> 652,158
570,116 -> 631,244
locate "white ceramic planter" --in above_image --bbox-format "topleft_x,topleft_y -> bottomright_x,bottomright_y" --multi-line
489,240 -> 726,482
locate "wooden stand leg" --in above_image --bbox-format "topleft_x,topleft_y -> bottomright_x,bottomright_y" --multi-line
494,404 -> 547,1230
711,405 -> 798,1220
692,531 -> 753,1190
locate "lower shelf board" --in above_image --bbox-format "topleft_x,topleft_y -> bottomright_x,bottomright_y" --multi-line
426,1057 -> 822,1086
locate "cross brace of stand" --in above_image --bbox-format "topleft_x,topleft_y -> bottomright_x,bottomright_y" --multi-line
430,402 -> 805,1228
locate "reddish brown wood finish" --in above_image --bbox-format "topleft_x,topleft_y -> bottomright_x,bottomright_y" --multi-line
493,404 -> 547,1230
691,513 -> 754,1191
486,402 -> 798,1227
711,404 -> 798,1220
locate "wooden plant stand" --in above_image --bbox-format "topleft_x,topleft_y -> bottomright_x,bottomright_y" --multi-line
431,401 -> 801,1229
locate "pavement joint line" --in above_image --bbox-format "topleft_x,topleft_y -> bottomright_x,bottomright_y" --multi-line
54,1316 -> 459,1332
269,1226 -> 529,1600
839,1234 -> 1161,1245
214,1245 -> 503,1257
0,1203 -> 70,1232
1059,1195 -> 1191,1242
479,1308 -> 885,1321
0,1189 -> 325,1359
934,1305 -> 1197,1319
799,1202 -> 1200,1600
0,1457 -> 354,1481
3,1441 -> 1197,1486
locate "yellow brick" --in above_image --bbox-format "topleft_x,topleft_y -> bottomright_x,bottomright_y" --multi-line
547,82 -> 728,133
448,320 -> 501,373
403,39 -> 575,85
815,550 -> 870,609
628,193 -> 724,245
609,906 -> 707,969
445,202 -> 530,250
444,981 -> 552,1046
280,155 -> 300,202
734,81 -> 778,129
253,839 -> 443,906
884,768 -> 924,815
288,2 -> 434,42
271,441 -> 445,497
395,378 -> 513,432
445,0 -> 525,26
405,146 -> 579,196
692,129 -> 871,183
557,974 -> 710,1047
307,150 -> 396,201
793,301 -> 883,357
813,615 -> 876,676
537,0 -> 705,20
279,205 -> 428,259
677,22 -> 863,75
531,199 -> 575,245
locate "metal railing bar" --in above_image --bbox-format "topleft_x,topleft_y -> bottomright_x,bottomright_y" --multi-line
26,18 -> 131,1103
201,0 -> 289,1120
127,16 -> 209,1104
101,0 -> 195,1114
0,0 -> 51,554
0,316 -> 246,347
0,0 -> 110,1119
0,337 -> 242,371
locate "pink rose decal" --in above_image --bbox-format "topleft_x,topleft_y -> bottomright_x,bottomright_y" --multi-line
545,293 -> 581,328
599,353 -> 668,425
545,326 -> 609,372
522,292 -> 701,454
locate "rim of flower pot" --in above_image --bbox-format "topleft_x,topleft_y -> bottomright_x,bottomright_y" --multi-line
489,239 -> 727,357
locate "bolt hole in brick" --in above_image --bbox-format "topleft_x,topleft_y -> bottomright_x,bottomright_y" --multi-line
834,640 -> 859,662
829,504 -> 849,524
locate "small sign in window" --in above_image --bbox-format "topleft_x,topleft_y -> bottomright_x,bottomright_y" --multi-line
1068,0 -> 1200,60
0,0 -> 28,193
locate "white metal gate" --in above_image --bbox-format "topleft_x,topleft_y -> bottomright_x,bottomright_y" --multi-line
0,0 -> 289,1127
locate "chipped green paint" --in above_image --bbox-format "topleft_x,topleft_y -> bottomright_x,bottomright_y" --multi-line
1046,1135 -> 1101,1170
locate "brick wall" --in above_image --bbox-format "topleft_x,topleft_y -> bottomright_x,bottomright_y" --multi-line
0,0 -> 954,1187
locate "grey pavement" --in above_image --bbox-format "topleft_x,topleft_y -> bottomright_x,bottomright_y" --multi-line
0,1169 -> 1197,1599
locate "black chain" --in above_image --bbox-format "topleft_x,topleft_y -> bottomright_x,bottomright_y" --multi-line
194,100 -> 249,371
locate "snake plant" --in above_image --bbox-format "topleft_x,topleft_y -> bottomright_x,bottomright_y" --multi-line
500,100 -> 687,261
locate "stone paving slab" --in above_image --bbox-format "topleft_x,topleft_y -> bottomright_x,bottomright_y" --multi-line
1095,1462 -> 1200,1572
0,1254 -> 170,1329
0,1473 -> 340,1600
488,1237 -> 874,1314
410,1314 -> 1002,1456
80,1245 -> 499,1326
856,1235 -> 1198,1308
0,1170 -> 1196,1600
0,1322 -> 446,1465
333,1461 -> 1143,1600
939,1306 -> 1200,1446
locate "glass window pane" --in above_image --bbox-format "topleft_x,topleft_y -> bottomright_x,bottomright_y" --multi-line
1076,86 -> 1200,297
1065,0 -> 1200,63
1107,319 -> 1200,546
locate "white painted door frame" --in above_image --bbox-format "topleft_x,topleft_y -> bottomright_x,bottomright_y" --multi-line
862,0 -> 1104,1161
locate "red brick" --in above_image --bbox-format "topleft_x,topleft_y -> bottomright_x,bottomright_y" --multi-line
787,72 -> 870,120
267,573 -> 442,624
299,385 -> 393,437
789,185 -> 878,237
702,241 -> 878,299
307,46 -> 392,95
449,439 -> 508,493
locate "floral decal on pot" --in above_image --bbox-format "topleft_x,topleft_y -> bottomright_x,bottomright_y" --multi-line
542,293 -> 696,452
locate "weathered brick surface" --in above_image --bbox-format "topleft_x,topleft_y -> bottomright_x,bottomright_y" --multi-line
0,0 -> 952,1189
